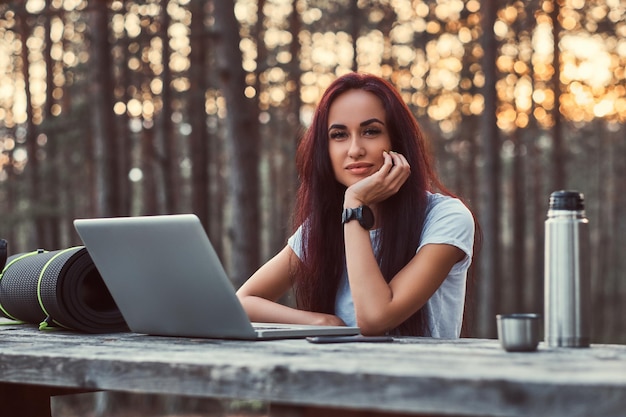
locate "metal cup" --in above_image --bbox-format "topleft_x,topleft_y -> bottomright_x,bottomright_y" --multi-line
496,313 -> 541,352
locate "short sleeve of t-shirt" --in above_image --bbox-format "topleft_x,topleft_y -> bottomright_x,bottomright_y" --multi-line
419,193 -> 474,264
287,226 -> 303,257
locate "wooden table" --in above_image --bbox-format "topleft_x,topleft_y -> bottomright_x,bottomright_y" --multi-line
1,318 -> 625,417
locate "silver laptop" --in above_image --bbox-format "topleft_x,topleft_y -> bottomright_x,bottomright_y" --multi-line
73,214 -> 360,340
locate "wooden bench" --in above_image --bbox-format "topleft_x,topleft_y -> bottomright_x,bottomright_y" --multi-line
1,318 -> 625,416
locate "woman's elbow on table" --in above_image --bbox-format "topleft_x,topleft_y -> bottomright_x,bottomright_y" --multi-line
354,311 -> 398,336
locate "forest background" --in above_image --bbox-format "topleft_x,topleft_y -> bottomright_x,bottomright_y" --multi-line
0,0 -> 624,342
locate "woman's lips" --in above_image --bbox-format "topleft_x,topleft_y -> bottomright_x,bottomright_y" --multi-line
346,163 -> 373,175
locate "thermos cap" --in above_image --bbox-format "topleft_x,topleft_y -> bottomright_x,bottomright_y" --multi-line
549,190 -> 584,211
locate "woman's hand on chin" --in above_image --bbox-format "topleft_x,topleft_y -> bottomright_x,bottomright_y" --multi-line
345,151 -> 411,206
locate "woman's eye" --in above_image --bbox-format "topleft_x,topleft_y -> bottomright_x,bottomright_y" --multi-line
329,131 -> 348,140
363,128 -> 381,136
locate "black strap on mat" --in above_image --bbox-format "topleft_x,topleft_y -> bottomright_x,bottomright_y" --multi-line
0,239 -> 7,271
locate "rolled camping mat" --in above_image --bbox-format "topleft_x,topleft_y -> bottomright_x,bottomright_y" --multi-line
0,246 -> 128,333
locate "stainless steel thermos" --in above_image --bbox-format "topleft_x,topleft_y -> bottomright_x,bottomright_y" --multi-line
544,190 -> 591,347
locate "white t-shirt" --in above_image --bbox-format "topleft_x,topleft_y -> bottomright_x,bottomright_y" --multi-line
287,192 -> 475,338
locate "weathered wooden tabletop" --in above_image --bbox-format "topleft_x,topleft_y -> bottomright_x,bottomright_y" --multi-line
0,318 -> 625,417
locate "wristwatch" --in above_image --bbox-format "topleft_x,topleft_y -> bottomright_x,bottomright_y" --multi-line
342,205 -> 375,230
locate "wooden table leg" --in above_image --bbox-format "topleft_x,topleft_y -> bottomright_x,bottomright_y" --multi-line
0,382 -> 86,417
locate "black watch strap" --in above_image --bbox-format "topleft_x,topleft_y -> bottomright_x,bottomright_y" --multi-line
342,205 -> 375,230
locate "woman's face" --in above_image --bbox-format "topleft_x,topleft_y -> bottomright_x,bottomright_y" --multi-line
327,89 -> 392,188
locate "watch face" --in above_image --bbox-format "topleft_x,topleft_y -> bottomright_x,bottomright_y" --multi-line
359,205 -> 375,229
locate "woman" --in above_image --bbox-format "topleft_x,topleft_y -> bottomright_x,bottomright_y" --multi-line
237,72 -> 475,337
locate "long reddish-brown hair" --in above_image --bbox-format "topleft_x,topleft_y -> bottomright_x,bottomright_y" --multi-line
292,72 -> 457,336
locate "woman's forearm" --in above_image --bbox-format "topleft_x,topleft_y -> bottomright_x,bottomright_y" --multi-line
238,295 -> 346,326
343,221 -> 396,334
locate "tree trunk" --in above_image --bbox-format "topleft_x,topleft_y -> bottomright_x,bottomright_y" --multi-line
42,0 -> 61,249
158,0 -> 178,214
476,0 -> 501,338
550,0 -> 565,190
115,32 -> 132,216
511,128 -> 526,313
611,124 -> 626,343
141,126 -> 159,215
189,0 -> 209,228
212,0 -> 261,287
349,0 -> 359,71
281,0 -> 303,240
3,126 -> 18,250
530,129 -> 545,318
18,7 -> 43,249
88,1 -> 120,217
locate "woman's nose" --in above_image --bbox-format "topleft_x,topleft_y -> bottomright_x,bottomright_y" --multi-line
347,136 -> 364,158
